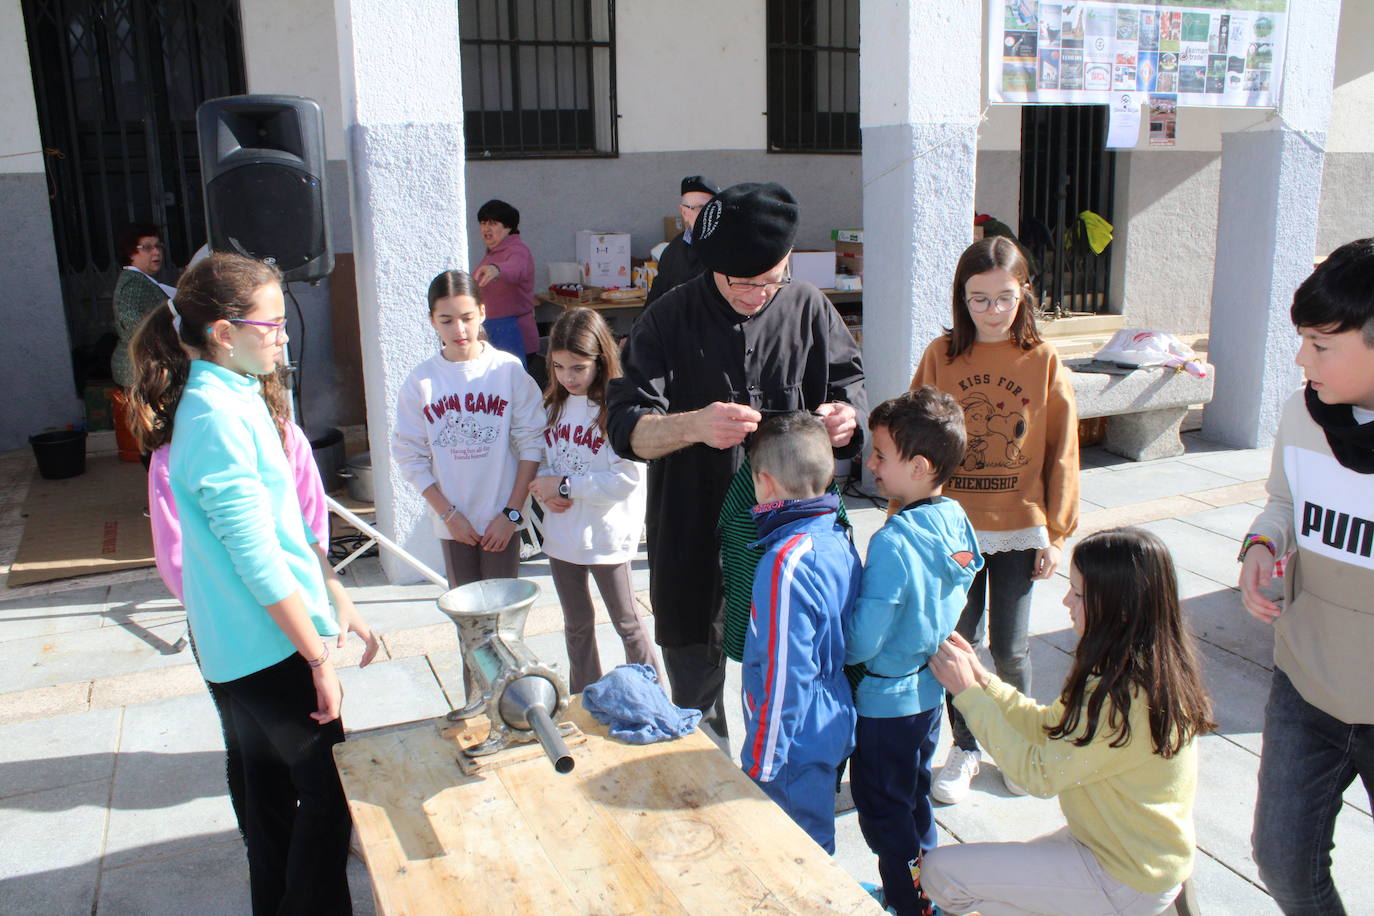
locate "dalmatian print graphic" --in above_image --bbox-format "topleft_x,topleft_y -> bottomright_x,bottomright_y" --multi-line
434,410 -> 500,449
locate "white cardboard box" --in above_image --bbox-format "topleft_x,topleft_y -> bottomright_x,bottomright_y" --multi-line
790,250 -> 836,290
576,230 -> 632,287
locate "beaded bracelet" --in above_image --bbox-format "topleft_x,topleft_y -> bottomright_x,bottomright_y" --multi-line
1236,533 -> 1276,563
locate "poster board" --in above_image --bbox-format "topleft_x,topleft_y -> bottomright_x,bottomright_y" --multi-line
990,1 -> 1287,109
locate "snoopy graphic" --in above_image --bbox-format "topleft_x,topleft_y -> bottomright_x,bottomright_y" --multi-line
960,392 -> 1029,471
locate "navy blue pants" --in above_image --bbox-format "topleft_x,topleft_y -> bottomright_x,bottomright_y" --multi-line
851,708 -> 941,916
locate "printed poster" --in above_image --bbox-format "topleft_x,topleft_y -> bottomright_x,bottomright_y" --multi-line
992,1 -> 1286,109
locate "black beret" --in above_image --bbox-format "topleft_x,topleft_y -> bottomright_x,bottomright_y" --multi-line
680,175 -> 719,196
691,182 -> 800,278
476,199 -> 520,232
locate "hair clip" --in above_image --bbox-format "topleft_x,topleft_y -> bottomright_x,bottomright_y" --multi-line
165,298 -> 182,334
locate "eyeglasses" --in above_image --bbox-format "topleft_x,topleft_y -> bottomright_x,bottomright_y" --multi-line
725,272 -> 793,293
965,292 -> 1021,313
135,243 -> 164,252
681,202 -> 706,212
228,318 -> 288,337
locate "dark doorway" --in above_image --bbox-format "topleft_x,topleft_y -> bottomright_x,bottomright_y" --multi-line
1019,105 -> 1116,314
21,0 -> 246,353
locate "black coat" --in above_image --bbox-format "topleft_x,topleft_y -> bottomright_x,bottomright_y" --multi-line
645,232 -> 706,306
606,273 -> 867,646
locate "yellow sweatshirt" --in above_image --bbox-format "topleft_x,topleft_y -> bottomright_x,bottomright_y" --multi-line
953,676 -> 1196,895
911,337 -> 1079,547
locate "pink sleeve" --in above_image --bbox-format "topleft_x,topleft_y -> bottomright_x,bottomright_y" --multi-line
147,446 -> 185,602
285,422 -> 330,545
489,238 -> 534,286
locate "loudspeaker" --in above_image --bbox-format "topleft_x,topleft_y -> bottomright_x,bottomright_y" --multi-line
197,94 -> 333,282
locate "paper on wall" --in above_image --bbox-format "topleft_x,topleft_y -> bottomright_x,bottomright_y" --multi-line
1106,91 -> 1142,147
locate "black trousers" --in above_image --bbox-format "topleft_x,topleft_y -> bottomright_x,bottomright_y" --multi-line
215,653 -> 352,915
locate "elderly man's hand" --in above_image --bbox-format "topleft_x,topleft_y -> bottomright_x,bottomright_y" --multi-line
694,402 -> 762,450
813,401 -> 857,447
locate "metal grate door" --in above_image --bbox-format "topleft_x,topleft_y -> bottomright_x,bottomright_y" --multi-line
1018,105 -> 1116,315
22,0 -> 246,350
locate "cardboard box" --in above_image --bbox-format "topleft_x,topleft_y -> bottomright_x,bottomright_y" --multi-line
791,250 -> 836,290
663,215 -> 684,243
575,230 -> 632,287
835,240 -> 864,279
831,228 -> 863,243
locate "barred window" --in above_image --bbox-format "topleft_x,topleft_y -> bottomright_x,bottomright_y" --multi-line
766,0 -> 860,153
460,0 -> 617,159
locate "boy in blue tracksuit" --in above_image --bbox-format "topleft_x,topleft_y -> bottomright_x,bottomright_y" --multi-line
847,387 -> 982,916
741,412 -> 861,854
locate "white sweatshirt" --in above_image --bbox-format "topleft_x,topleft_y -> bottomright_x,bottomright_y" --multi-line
538,394 -> 646,565
392,344 -> 544,540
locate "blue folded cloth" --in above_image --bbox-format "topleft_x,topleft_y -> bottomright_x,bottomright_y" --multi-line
581,664 -> 702,744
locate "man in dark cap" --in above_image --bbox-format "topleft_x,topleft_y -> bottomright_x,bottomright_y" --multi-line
645,175 -> 718,306
607,181 -> 867,742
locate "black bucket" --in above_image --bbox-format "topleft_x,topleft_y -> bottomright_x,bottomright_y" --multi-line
30,429 -> 88,480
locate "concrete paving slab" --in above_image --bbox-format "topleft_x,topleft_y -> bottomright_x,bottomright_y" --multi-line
0,706 -> 120,799
0,584 -> 110,642
1181,585 -> 1275,669
106,691 -> 239,868
100,578 -> 185,630
0,680 -> 91,727
89,662 -> 208,712
0,778 -> 106,915
1176,502 -> 1262,541
1177,446 -> 1274,482
338,654 -> 451,732
1080,462 -> 1240,509
1183,849 -> 1275,915
0,617 -> 190,693
1139,517 -> 1247,585
96,836 -> 249,916
347,594 -> 451,634
380,621 -> 456,661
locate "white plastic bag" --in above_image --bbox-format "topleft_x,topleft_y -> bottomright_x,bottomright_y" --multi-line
1094,329 -> 1208,378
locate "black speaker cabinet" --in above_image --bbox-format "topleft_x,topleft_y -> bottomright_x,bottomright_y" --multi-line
197,94 -> 333,282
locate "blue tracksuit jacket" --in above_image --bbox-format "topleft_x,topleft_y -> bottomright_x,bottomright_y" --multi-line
845,496 -> 982,718
741,494 -> 860,852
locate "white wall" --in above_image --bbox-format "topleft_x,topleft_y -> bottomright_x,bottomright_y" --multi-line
0,2 -> 43,172
1329,0 -> 1374,153
615,1 -> 767,153
239,0 -> 347,159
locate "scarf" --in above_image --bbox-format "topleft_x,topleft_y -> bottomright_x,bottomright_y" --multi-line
1305,383 -> 1374,474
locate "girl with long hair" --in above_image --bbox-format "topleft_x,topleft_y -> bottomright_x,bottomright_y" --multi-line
923,527 -> 1215,916
127,252 -> 355,913
915,236 -> 1081,805
528,308 -> 663,691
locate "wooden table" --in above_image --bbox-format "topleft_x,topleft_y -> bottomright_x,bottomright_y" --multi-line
335,700 -> 880,915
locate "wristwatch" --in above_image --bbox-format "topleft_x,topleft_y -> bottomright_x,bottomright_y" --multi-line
504,506 -> 523,524
558,476 -> 571,498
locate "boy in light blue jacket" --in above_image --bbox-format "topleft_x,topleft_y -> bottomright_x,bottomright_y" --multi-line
742,412 -> 861,855
847,387 -> 982,915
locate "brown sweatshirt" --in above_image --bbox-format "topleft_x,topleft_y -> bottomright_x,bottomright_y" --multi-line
911,336 -> 1079,547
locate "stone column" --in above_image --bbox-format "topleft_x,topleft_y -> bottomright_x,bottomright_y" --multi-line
858,1 -> 983,411
1202,0 -> 1342,448
334,0 -> 468,580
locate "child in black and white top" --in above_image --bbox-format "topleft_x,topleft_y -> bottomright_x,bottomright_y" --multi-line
393,269 -> 544,587
529,308 -> 664,692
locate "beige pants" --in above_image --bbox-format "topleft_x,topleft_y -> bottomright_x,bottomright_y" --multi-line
921,826 -> 1181,916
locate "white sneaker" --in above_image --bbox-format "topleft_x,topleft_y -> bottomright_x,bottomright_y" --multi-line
1001,770 -> 1029,796
931,747 -> 981,804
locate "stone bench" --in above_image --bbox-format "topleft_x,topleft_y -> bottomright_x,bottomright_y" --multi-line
1067,360 -> 1215,461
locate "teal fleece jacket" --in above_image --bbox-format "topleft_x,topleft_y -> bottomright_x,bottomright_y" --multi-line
169,360 -> 336,683
845,497 -> 982,717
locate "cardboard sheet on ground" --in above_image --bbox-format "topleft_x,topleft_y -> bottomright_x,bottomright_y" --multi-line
6,456 -> 154,587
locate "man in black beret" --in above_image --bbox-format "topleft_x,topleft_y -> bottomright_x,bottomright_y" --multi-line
645,175 -> 718,306
607,181 -> 867,743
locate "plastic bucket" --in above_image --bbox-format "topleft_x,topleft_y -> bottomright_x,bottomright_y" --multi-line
29,429 -> 88,480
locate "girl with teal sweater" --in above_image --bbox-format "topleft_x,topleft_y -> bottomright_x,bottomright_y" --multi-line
129,253 -> 353,914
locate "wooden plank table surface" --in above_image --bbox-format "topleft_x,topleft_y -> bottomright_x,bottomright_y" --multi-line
335,699 -> 880,915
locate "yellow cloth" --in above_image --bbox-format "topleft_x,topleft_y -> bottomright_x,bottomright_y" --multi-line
953,677 -> 1197,894
1079,210 -> 1114,254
